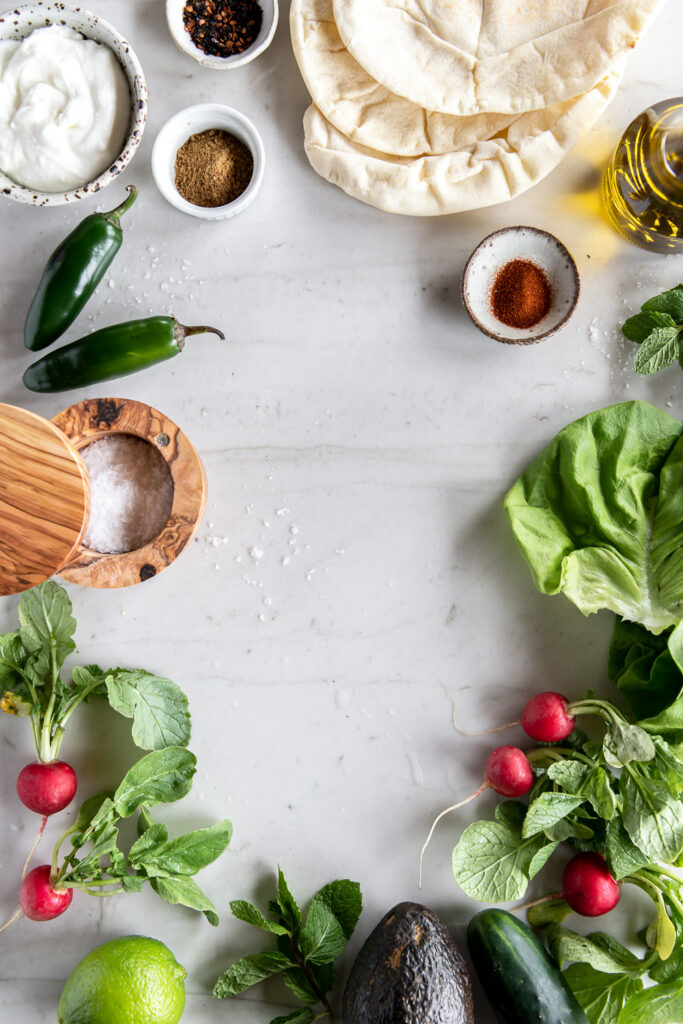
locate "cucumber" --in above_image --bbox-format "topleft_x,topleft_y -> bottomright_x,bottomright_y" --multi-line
467,909 -> 589,1024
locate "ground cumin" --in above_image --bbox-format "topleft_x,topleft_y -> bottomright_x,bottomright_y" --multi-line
175,129 -> 253,208
490,259 -> 552,329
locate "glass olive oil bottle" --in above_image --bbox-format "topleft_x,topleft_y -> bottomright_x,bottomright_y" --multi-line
601,97 -> 683,254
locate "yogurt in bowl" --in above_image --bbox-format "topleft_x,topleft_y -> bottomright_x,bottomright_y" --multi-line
0,25 -> 130,192
0,3 -> 147,206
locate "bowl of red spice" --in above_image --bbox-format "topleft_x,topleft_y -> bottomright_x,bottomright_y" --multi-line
461,227 -> 580,345
166,0 -> 277,69
152,103 -> 265,219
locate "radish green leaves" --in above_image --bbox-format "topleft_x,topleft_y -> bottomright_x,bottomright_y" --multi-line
0,581 -> 191,762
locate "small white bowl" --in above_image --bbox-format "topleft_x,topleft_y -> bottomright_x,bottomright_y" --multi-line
461,227 -> 580,345
152,103 -> 265,220
0,2 -> 147,206
166,0 -> 278,69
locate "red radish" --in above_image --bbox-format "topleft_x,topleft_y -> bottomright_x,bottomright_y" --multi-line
485,746 -> 534,797
562,852 -> 620,917
419,746 -> 533,885
522,692 -> 575,743
20,865 -> 73,922
16,761 -> 77,815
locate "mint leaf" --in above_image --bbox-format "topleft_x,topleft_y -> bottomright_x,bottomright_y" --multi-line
230,900 -> 289,935
622,310 -> 677,343
269,1011 -> 315,1024
113,747 -> 196,817
642,284 -> 683,322
522,793 -> 585,838
151,875 -> 220,926
311,880 -> 362,939
136,820 -> 232,876
282,969 -> 320,1005
619,979 -> 683,1023
453,814 -> 548,902
564,963 -> 641,1024
300,898 -> 347,965
18,581 -> 75,674
106,669 -> 191,751
633,326 -> 681,374
213,952 -> 295,998
277,868 -> 303,934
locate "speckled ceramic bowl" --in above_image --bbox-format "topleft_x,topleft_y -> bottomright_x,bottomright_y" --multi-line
166,0 -> 278,70
462,226 -> 580,345
0,2 -> 147,206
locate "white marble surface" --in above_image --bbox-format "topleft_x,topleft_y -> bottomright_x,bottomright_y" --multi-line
0,2 -> 682,1020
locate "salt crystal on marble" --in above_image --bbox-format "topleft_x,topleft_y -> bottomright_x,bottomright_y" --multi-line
81,436 -> 173,554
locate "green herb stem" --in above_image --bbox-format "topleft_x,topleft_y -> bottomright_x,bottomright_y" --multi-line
289,934 -> 333,1017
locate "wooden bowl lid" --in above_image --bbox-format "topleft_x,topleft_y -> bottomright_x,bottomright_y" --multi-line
0,403 -> 89,596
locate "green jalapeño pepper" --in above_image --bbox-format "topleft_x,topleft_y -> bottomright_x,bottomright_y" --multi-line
24,185 -> 138,352
23,316 -> 225,393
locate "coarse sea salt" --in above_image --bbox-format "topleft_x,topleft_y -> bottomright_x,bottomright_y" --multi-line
81,435 -> 174,554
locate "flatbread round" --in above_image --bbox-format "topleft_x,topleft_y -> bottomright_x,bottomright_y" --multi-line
290,0 -> 517,157
303,69 -> 622,216
332,0 -> 663,116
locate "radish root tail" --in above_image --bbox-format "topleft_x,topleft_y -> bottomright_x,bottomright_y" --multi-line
419,781 -> 488,888
22,815 -> 48,880
0,906 -> 23,934
450,698 -> 519,737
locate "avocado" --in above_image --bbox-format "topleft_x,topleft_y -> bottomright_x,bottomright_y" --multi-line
342,901 -> 475,1024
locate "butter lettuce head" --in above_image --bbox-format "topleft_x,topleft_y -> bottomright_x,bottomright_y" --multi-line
504,401 -> 683,633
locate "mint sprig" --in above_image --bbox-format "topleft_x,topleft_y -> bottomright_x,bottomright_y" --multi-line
622,284 -> 683,374
214,871 -> 362,1023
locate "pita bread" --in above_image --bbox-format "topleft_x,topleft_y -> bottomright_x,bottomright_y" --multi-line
332,0 -> 664,116
303,69 -> 622,216
290,0 -> 517,157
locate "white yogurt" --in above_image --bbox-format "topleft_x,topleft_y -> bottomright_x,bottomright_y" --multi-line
0,25 -> 130,192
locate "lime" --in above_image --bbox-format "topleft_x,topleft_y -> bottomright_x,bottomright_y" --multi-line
57,935 -> 186,1024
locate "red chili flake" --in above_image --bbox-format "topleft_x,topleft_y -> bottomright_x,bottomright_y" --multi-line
490,259 -> 552,329
183,0 -> 263,57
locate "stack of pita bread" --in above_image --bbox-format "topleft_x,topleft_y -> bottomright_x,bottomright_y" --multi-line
290,0 -> 667,215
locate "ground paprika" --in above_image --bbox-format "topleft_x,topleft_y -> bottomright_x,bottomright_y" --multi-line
490,259 -> 552,329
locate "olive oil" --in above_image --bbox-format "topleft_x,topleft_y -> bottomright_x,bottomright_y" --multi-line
601,97 -> 683,254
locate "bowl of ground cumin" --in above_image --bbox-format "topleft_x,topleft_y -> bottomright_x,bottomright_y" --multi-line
166,0 -> 278,69
151,103 -> 265,219
461,227 -> 580,345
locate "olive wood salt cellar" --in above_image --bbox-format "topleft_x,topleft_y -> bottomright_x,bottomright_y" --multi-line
0,397 -> 206,596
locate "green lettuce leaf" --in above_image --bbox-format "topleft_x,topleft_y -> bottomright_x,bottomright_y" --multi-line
608,619 -> 683,720
504,401 -> 683,632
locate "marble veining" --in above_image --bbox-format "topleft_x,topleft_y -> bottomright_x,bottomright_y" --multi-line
0,1 -> 681,1020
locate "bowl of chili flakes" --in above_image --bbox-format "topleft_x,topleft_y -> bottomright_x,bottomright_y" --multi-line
166,0 -> 278,69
